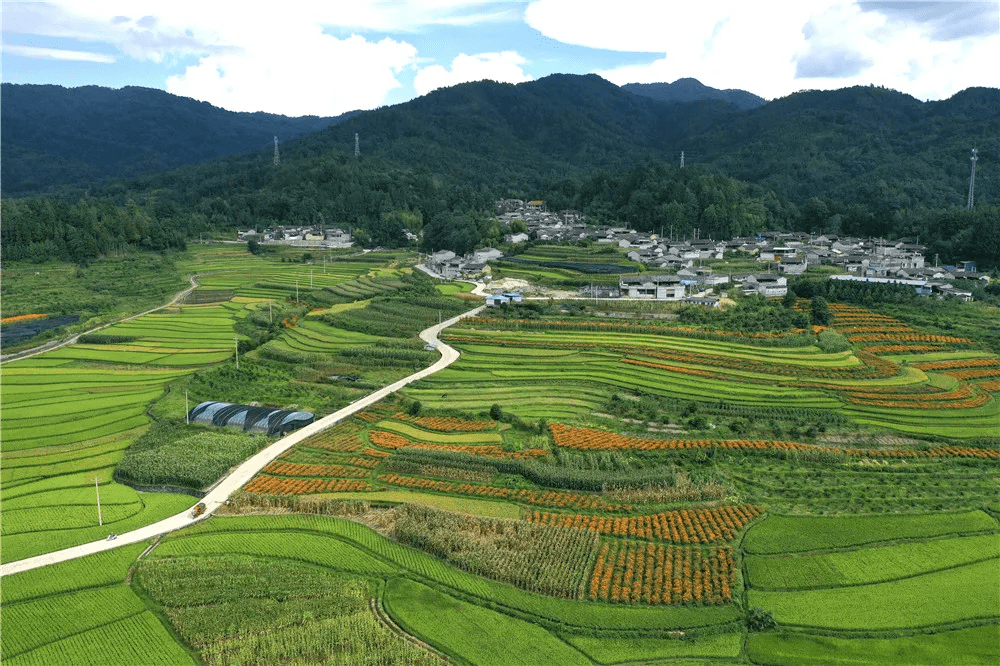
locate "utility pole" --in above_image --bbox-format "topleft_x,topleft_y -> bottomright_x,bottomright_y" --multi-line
185,390 -> 189,424
296,280 -> 299,302
234,335 -> 239,369
310,269 -> 313,288
95,477 -> 103,526
274,136 -> 280,166
967,148 -> 978,209
268,300 -> 272,323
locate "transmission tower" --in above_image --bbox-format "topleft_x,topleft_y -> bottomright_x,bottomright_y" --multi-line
273,136 -> 280,166
680,151 -> 685,168
355,133 -> 360,158
967,147 -> 978,209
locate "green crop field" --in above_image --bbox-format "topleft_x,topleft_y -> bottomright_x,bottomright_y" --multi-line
749,558 -> 1000,630
747,626 -> 1000,665
744,512 -> 999,554
746,533 -> 1000,589
385,578 -> 592,666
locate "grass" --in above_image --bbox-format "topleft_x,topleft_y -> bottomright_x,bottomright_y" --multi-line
384,577 -> 591,666
748,558 -> 1000,630
152,531 -> 399,575
320,489 -> 523,518
747,626 -> 1000,665
1,543 -> 147,604
743,511 -> 999,554
746,534 -> 1000,590
3,611 -> 196,666
564,632 -> 744,663
374,420 -> 504,444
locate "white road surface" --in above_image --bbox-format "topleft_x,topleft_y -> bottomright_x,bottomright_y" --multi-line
0,303 -> 484,577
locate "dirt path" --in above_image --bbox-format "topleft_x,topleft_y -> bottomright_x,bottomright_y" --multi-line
0,274 -> 202,365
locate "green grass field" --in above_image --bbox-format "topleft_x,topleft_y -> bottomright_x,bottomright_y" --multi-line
384,577 -> 591,666
749,558 -> 1000,630
747,626 -> 1000,665
744,512 -> 999,554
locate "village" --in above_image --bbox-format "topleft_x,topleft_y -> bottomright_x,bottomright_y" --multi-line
240,198 -> 986,304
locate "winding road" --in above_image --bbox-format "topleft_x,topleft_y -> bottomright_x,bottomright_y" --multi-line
0,303 -> 484,577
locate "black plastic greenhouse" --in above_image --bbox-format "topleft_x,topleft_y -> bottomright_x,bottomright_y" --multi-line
187,401 -> 314,436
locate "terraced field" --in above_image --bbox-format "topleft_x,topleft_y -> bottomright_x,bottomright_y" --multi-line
0,302 -> 255,562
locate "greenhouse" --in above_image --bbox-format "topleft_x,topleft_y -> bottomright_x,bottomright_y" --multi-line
187,401 -> 314,436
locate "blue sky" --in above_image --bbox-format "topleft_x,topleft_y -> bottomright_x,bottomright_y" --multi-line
3,1 -> 997,117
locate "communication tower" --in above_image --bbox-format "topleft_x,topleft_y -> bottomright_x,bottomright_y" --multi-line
273,136 -> 280,166
680,151 -> 685,168
355,133 -> 360,158
967,148 -> 978,208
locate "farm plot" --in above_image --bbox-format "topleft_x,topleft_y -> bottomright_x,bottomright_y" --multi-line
748,558 -> 1000,630
1,542 -> 192,666
0,301 -> 258,562
746,533 -> 1000,590
743,511 -> 998,554
135,554 -> 436,666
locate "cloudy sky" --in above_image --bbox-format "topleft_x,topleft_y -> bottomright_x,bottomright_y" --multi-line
3,1 -> 997,117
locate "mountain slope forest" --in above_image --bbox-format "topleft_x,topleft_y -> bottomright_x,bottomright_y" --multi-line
2,74 -> 997,268
0,83 -> 354,195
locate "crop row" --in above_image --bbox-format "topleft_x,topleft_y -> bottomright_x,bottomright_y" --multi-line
376,474 -> 631,511
588,541 -> 736,605
368,431 -> 410,449
1,313 -> 47,325
848,333 -> 972,344
844,391 -> 991,410
396,442 -> 551,460
550,424 -> 1000,459
526,505 -> 763,544
391,413 -> 497,431
914,358 -> 1000,371
862,344 -> 944,354
261,461 -> 370,479
944,367 -> 1000,380
636,348 -> 895,380
300,423 -> 365,452
460,317 -> 808,340
244,476 -> 371,494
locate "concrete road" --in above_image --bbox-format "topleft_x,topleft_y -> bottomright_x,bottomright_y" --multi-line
0,304 -> 485,577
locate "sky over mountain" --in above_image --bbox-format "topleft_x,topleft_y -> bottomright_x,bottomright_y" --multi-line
3,1 -> 997,117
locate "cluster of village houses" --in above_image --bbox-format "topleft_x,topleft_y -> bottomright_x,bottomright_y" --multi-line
243,200 -> 985,303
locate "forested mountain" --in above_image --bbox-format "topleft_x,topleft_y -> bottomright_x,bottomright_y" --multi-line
2,74 -> 997,267
0,83 -> 355,195
622,78 -> 766,110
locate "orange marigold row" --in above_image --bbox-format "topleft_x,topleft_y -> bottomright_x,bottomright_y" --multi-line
527,505 -> 763,544
0,313 -> 47,325
262,461 -> 370,478
588,541 -> 735,606
392,413 -> 497,431
244,476 -> 370,494
549,423 -> 999,459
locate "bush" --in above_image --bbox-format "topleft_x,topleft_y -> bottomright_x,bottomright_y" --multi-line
490,403 -> 503,420
746,607 -> 777,632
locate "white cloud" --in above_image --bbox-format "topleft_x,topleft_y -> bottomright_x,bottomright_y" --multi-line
525,0 -> 998,100
2,1 -> 511,114
414,51 -> 532,95
2,43 -> 116,63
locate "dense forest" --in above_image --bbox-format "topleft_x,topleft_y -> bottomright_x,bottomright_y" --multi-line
2,74 -> 997,267
0,83 -> 354,195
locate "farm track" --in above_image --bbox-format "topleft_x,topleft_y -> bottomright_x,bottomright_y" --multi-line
0,303 -> 486,577
0,274 -> 202,365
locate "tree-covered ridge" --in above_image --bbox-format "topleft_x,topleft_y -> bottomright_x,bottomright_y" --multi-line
622,78 -> 767,110
0,83 -> 356,195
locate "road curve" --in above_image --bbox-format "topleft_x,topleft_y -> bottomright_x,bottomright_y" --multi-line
0,304 -> 485,577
